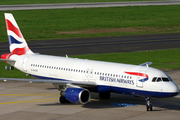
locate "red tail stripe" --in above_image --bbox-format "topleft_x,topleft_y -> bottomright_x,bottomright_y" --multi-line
6,19 -> 23,39
11,47 -> 29,55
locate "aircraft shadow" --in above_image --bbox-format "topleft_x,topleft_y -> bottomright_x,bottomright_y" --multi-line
37,93 -> 180,111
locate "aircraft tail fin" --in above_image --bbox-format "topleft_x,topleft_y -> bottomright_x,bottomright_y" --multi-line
4,13 -> 33,55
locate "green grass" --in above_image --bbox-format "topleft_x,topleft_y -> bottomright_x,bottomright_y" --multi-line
0,5 -> 180,42
0,0 -> 158,5
1,49 -> 180,78
72,49 -> 180,70
0,62 -> 33,79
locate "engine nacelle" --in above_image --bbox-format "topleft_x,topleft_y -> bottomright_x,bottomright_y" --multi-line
61,88 -> 90,104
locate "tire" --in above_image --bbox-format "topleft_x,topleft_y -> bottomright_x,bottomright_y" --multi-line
59,96 -> 66,103
146,105 -> 149,111
150,105 -> 153,111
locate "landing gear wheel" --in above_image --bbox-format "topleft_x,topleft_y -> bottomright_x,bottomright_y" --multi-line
59,96 -> 70,104
150,105 -> 153,111
10,66 -> 14,70
99,92 -> 111,99
146,105 -> 152,111
59,96 -> 66,103
5,66 -> 9,70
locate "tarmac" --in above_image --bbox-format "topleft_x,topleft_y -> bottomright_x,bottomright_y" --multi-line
0,70 -> 179,120
1,1 -> 180,11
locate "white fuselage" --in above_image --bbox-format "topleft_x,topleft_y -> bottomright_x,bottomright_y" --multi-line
8,54 -> 179,98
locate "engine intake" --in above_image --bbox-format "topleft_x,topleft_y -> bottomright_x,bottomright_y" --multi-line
61,88 -> 90,104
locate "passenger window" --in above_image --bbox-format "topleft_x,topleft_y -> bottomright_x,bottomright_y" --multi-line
152,77 -> 157,82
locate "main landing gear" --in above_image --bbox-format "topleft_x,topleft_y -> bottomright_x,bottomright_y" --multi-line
145,97 -> 152,111
59,96 -> 70,104
59,91 -> 70,104
5,66 -> 14,70
99,92 -> 111,99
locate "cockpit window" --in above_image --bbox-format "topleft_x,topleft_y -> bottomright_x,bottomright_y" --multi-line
162,77 -> 169,82
152,77 -> 157,82
152,77 -> 170,82
156,77 -> 162,82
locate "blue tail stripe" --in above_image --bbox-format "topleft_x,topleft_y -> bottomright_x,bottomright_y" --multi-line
8,35 -> 22,46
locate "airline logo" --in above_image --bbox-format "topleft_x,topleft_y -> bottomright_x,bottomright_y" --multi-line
5,13 -> 30,55
125,72 -> 149,82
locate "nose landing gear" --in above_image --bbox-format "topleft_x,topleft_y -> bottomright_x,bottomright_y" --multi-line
145,97 -> 152,111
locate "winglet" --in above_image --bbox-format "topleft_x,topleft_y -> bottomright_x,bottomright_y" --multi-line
139,62 -> 153,67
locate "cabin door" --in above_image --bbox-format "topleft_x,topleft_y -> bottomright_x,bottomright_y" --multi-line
89,69 -> 93,78
136,71 -> 146,88
22,57 -> 29,72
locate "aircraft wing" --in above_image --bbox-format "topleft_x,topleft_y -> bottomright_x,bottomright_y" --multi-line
0,78 -> 96,87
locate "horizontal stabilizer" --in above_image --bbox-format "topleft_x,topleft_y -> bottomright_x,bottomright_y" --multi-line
0,59 -> 15,62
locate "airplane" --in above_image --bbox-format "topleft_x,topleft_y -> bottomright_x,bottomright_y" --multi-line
0,13 -> 179,111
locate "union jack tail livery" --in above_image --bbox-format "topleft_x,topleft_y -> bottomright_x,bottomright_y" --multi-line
4,13 -> 33,55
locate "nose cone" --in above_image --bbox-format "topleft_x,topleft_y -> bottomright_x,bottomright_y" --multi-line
167,83 -> 179,97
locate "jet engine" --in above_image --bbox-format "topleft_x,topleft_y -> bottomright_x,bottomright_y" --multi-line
60,88 -> 90,104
